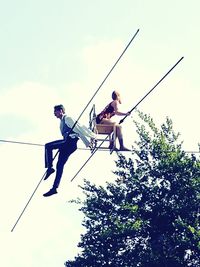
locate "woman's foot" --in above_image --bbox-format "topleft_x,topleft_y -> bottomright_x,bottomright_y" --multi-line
109,143 -> 118,151
119,146 -> 131,151
119,139 -> 131,151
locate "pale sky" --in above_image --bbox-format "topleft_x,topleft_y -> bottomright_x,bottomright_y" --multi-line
0,1 -> 199,266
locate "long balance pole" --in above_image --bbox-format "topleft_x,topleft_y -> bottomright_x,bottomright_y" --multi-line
11,29 -> 140,232
70,56 -> 184,182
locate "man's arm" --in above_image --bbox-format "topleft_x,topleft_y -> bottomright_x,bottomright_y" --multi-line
65,116 -> 96,147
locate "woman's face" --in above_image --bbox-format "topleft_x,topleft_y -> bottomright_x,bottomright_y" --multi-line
116,93 -> 121,104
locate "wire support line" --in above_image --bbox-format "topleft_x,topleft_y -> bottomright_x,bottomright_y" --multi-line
0,139 -> 128,151
70,56 -> 185,182
41,29 -> 140,173
11,172 -> 46,232
10,151 -> 59,232
120,56 -> 184,124
73,29 -> 139,129
71,135 -> 111,182
0,139 -> 44,146
1,139 -> 199,154
10,29 -> 139,232
184,151 -> 200,154
59,29 -> 140,144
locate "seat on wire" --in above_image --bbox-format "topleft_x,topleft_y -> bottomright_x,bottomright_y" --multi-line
89,104 -> 116,151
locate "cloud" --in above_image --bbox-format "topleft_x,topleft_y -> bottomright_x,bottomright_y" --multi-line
0,23 -> 199,267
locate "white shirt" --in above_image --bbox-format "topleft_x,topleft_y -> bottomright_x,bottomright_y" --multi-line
60,115 -> 96,147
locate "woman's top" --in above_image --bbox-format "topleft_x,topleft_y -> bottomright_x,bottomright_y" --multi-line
96,101 -> 115,124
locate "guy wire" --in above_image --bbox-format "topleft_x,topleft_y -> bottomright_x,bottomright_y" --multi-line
10,29 -> 140,231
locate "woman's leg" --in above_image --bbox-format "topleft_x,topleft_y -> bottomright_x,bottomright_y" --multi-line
100,119 -> 121,149
100,119 -> 129,150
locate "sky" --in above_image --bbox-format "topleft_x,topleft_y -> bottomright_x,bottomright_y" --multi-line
0,1 -> 199,266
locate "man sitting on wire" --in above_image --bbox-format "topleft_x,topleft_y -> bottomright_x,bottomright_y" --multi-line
43,104 -> 96,197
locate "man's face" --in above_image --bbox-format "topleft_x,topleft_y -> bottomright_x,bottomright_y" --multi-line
54,109 -> 63,119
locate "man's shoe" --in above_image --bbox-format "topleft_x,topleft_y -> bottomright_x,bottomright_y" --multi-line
43,187 -> 57,197
44,168 -> 55,180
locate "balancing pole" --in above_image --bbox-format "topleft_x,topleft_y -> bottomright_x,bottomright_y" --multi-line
120,56 -> 184,124
10,29 -> 140,232
70,56 -> 184,182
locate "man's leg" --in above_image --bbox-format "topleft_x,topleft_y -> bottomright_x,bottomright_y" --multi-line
43,138 -> 78,197
45,139 -> 66,168
44,139 -> 66,180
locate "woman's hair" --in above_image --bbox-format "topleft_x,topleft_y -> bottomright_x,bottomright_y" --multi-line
112,91 -> 121,103
112,91 -> 119,100
54,104 -> 65,112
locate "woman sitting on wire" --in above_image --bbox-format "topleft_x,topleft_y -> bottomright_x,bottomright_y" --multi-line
96,91 -> 131,151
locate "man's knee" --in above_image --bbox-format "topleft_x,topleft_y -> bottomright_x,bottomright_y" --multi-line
45,142 -> 51,149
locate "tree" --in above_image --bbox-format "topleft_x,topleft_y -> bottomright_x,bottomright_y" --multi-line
65,111 -> 200,267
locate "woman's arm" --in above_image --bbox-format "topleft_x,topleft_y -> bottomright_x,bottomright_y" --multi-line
112,100 -> 129,116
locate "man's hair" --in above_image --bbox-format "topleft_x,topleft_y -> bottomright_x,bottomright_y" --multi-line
54,104 -> 65,112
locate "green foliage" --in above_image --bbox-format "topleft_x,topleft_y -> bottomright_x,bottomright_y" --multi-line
65,111 -> 200,267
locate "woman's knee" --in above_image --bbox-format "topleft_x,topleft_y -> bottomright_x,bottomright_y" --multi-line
101,119 -> 116,126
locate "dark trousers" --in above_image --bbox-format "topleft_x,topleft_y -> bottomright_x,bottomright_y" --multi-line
45,137 -> 78,189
